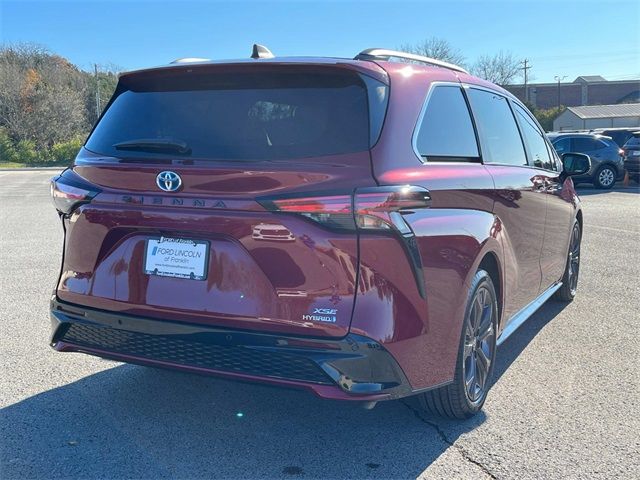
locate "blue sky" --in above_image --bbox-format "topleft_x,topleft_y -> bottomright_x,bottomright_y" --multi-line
1,0 -> 638,83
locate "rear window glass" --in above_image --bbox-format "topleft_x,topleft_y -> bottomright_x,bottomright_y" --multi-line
415,86 -> 479,161
86,70 -> 387,161
624,135 -> 640,147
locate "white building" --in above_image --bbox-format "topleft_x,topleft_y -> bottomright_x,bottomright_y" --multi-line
553,104 -> 640,131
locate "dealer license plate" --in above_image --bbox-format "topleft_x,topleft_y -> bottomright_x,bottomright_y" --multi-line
144,237 -> 209,280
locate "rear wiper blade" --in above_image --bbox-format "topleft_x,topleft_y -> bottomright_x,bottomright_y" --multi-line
113,138 -> 191,154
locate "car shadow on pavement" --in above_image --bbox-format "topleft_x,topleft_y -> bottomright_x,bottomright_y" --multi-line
1,361 -> 481,479
1,303 -> 567,479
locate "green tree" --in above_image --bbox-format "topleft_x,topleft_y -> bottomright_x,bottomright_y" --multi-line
532,106 -> 566,132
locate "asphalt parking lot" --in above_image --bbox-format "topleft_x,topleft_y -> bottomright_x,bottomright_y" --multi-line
1,170 -> 639,479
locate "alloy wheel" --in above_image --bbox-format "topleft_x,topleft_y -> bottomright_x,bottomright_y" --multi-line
598,167 -> 615,187
462,285 -> 496,404
567,223 -> 581,295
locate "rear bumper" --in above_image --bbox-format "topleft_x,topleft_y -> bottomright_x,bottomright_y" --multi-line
50,298 -> 415,402
624,158 -> 640,175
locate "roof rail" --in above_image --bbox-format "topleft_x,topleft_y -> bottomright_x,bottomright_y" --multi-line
170,57 -> 211,64
354,48 -> 468,74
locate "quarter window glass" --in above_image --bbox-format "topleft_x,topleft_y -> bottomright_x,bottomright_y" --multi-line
514,103 -> 554,170
416,86 -> 479,161
467,89 -> 527,166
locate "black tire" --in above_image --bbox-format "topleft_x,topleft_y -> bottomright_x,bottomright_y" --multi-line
593,165 -> 616,189
418,270 -> 498,419
554,220 -> 581,302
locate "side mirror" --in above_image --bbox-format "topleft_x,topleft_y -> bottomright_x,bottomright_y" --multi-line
561,152 -> 591,176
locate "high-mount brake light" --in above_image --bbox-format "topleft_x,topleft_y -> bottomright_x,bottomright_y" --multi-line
50,169 -> 100,215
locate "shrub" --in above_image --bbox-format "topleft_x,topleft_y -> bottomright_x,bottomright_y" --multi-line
0,127 -> 19,163
0,127 -> 84,165
50,136 -> 84,164
15,139 -> 39,164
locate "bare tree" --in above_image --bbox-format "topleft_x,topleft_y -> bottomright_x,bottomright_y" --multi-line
398,37 -> 465,66
470,51 -> 522,86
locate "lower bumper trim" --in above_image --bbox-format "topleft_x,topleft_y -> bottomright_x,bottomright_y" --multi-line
50,298 -> 414,401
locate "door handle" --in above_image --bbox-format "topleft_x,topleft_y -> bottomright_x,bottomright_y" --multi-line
532,179 -> 546,191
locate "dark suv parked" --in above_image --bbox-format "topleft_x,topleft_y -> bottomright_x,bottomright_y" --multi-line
622,132 -> 640,183
50,47 -> 588,419
591,127 -> 636,149
547,132 -> 624,188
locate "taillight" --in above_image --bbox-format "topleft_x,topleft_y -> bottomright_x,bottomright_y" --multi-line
259,185 -> 431,233
260,185 -> 430,298
50,169 -> 100,215
354,186 -> 431,233
264,194 -> 355,230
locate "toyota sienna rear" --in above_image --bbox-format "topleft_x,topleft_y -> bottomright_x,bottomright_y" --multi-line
50,47 -> 585,418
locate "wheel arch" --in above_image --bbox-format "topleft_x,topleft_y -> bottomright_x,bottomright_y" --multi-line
477,251 -> 503,328
575,208 -> 583,231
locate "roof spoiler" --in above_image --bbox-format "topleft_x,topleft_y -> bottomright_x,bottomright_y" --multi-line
354,48 -> 468,74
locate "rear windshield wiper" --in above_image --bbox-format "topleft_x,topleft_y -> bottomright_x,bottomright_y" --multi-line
113,138 -> 192,155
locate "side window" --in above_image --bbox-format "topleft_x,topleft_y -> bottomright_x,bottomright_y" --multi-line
467,88 -> 527,166
513,103 -> 554,170
572,137 -> 599,152
553,137 -> 571,154
415,86 -> 479,161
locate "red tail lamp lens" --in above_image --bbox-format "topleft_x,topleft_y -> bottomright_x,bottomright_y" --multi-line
355,186 -> 431,231
266,194 -> 355,230
271,195 -> 352,214
261,186 -> 430,232
50,170 -> 100,215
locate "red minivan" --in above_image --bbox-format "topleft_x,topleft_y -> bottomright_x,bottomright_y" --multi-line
50,47 -> 589,418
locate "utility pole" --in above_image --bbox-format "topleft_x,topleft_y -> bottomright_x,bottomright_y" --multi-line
94,64 -> 101,120
554,75 -> 567,110
521,59 -> 532,104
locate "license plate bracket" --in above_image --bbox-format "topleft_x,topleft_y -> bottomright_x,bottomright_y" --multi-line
144,237 -> 209,281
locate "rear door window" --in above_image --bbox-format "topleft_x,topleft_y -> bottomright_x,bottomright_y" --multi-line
467,89 -> 527,166
86,69 -> 387,161
571,137 -> 601,152
415,85 -> 479,161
